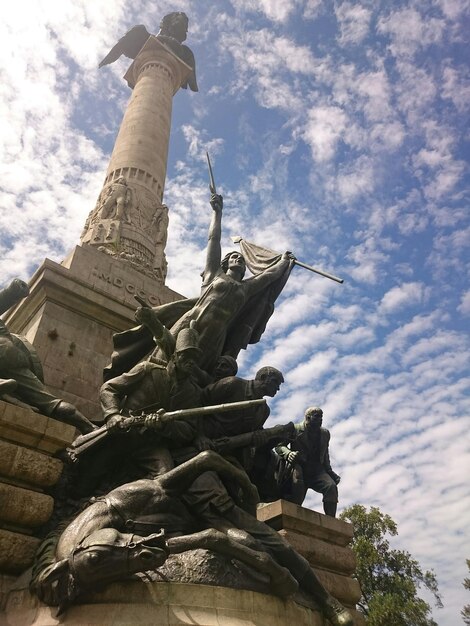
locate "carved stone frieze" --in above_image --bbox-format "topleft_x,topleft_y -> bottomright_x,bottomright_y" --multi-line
81,177 -> 169,281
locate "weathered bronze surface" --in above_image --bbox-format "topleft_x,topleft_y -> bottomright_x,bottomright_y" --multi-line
3,12 -> 354,625
99,12 -> 198,91
22,184 -> 351,624
276,407 -> 341,516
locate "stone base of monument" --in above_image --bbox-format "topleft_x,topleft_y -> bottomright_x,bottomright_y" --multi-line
257,500 -> 362,610
6,582 -> 272,626
3,579 -> 366,626
0,402 -> 365,625
0,400 -> 71,580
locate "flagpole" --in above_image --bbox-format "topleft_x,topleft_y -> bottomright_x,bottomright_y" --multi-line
292,259 -> 343,284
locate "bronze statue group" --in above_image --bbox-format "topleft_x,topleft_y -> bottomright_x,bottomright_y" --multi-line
1,194 -> 352,626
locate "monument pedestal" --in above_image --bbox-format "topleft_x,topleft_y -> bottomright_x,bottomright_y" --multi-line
4,581 -> 328,626
258,501 -> 364,622
0,390 -> 364,626
4,245 -> 182,420
0,400 -> 72,614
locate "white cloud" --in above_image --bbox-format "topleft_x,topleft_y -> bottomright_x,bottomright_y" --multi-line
379,282 -> 429,315
355,68 -> 393,121
394,61 -> 438,124
346,237 -> 389,284
335,2 -> 372,46
457,291 -> 470,315
181,124 -> 224,160
221,28 -> 315,112
303,0 -> 323,19
377,7 -> 445,57
303,105 -> 348,162
334,155 -> 376,203
442,65 -> 470,112
435,0 -> 470,20
230,0 -> 302,22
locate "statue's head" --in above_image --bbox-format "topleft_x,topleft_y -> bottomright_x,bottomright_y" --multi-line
160,12 -> 189,43
115,176 -> 127,185
304,406 -> 323,429
255,366 -> 284,397
213,355 -> 238,380
174,320 -> 202,375
34,529 -> 167,614
221,251 -> 246,279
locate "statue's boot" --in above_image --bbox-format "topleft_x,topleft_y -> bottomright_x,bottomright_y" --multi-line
299,569 -> 353,626
51,401 -> 96,434
323,594 -> 354,626
323,501 -> 337,517
0,379 -> 17,395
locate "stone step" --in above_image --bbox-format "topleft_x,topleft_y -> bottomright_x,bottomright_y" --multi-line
278,528 -> 356,575
257,500 -> 354,547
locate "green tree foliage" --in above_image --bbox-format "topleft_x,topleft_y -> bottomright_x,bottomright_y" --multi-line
462,559 -> 470,625
340,505 -> 442,626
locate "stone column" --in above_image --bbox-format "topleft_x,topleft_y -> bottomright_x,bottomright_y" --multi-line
4,39 -> 188,419
81,37 -> 192,281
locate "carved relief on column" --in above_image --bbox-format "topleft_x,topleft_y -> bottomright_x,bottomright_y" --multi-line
80,38 -> 191,283
80,175 -> 169,281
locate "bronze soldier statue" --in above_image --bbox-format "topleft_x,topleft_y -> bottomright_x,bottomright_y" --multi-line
0,279 -> 94,434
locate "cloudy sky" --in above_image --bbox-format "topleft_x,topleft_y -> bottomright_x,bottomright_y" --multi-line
1,0 -> 469,622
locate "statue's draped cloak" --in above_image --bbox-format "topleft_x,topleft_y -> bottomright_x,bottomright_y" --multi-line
104,245 -> 292,381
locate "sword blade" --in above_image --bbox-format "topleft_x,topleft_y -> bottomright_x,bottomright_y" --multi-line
206,151 -> 217,194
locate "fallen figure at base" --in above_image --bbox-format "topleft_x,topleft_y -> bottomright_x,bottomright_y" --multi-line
31,450 -> 353,626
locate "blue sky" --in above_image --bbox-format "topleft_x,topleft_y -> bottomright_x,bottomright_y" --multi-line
1,1 -> 469,623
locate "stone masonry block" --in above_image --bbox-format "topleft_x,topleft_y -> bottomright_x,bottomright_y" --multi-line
278,528 -> 356,575
0,482 -> 54,528
0,529 -> 40,575
0,440 -> 62,488
257,500 -> 353,547
313,568 -> 362,606
0,400 -> 75,454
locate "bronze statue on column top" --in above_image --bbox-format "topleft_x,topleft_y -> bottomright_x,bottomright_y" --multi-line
99,12 -> 198,91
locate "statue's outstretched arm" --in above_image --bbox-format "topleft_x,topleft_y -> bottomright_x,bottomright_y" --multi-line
135,307 -> 175,360
202,194 -> 223,285
245,253 -> 294,297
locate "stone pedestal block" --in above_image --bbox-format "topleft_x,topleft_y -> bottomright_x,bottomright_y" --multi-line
257,500 -> 363,620
0,440 -> 61,489
0,484 -> 53,529
4,581 -> 327,626
4,245 -> 182,420
258,500 -> 354,547
0,401 -> 74,455
277,529 -> 356,575
0,530 -> 40,576
0,402 -> 69,577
